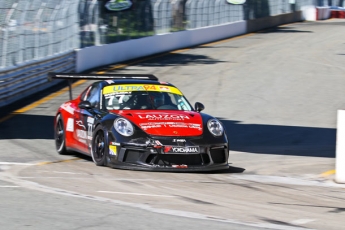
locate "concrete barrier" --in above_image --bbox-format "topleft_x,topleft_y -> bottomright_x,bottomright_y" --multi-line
76,11 -> 304,73
336,110 -> 345,183
301,5 -> 317,21
316,7 -> 331,20
246,11 -> 303,33
76,21 -> 247,73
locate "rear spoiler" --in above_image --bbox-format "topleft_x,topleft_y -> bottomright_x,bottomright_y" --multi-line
47,72 -> 158,81
48,72 -> 158,100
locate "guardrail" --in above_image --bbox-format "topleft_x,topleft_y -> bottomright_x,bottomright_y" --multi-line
0,51 -> 75,108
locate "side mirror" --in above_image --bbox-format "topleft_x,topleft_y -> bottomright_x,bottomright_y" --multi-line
194,102 -> 205,112
78,101 -> 92,110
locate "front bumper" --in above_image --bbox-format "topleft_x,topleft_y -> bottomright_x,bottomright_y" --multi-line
107,136 -> 229,172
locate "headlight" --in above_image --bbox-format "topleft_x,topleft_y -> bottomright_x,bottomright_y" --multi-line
114,118 -> 134,136
207,119 -> 224,136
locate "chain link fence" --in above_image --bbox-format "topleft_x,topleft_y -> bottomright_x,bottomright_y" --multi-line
2,0 -> 342,107
79,0 -> 322,48
2,0 -> 344,70
0,0 -> 79,70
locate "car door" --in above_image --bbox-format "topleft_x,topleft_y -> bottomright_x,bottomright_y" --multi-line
74,83 -> 101,154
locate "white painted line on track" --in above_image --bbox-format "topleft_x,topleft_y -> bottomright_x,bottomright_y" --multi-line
0,162 -> 35,166
230,174 -> 345,188
0,185 -> 20,188
290,219 -> 315,225
2,173 -> 313,230
97,191 -> 176,198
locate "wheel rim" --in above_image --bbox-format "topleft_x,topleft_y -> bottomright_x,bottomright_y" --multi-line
55,119 -> 64,150
93,131 -> 104,161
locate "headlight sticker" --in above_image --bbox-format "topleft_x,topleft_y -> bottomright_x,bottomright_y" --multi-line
207,119 -> 224,136
114,118 -> 134,136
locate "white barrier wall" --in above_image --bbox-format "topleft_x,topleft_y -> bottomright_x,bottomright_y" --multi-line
301,5 -> 317,21
76,21 -> 246,73
317,7 -> 331,20
336,110 -> 345,183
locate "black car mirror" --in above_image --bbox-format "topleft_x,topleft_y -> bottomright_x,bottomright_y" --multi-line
78,101 -> 92,110
194,102 -> 205,112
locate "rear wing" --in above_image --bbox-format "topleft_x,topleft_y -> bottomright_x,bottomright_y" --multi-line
47,72 -> 158,81
48,72 -> 158,100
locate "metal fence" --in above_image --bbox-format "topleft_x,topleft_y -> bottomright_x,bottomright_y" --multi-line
80,0 -> 317,47
0,0 -> 79,69
2,0 -> 340,68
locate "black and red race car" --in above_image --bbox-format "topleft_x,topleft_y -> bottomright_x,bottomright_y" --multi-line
50,73 -> 229,171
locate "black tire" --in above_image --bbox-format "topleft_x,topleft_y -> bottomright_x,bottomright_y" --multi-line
55,114 -> 69,155
91,126 -> 108,166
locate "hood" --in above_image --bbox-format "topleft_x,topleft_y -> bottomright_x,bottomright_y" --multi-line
118,110 -> 203,136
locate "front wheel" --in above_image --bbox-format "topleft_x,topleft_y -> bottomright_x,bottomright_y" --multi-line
91,126 -> 108,166
55,114 -> 69,155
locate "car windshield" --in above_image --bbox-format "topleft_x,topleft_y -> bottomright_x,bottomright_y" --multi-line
103,84 -> 193,111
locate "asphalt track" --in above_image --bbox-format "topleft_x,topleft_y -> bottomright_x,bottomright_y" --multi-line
1,19 -> 345,230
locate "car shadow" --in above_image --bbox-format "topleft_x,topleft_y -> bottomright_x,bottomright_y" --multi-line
219,118 -> 336,158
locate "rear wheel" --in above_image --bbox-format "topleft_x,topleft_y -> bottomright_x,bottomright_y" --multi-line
55,114 -> 68,155
91,126 -> 107,166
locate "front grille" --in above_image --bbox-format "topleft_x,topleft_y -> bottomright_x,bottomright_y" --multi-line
210,148 -> 226,163
123,150 -> 142,163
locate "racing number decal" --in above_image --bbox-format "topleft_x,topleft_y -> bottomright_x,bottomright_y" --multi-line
87,123 -> 93,139
87,117 -> 95,140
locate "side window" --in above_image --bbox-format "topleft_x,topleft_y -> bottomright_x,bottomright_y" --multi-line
85,85 -> 101,108
80,86 -> 91,101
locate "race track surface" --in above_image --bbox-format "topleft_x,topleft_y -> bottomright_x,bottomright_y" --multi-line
1,19 -> 345,230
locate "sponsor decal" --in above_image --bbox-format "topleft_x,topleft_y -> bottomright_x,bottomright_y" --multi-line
155,140 -> 163,146
113,85 -> 156,92
77,129 -> 87,139
226,0 -> 246,4
105,0 -> 132,11
87,117 -> 94,124
66,118 -> 74,132
189,124 -> 202,131
172,164 -> 188,169
61,102 -> 74,115
138,114 -> 190,120
139,122 -> 201,130
110,142 -> 120,146
140,124 -> 162,130
78,138 -> 87,144
172,139 -> 186,143
103,84 -> 183,95
164,146 -> 200,153
159,86 -> 170,91
164,146 -> 172,153
109,145 -> 117,156
76,120 -> 86,129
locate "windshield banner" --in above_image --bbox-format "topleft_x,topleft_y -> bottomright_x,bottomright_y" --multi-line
103,84 -> 182,95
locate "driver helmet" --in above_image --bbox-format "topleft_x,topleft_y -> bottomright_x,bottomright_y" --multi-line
150,92 -> 165,107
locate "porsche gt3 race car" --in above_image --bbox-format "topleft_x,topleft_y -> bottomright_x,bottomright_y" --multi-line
51,73 -> 229,171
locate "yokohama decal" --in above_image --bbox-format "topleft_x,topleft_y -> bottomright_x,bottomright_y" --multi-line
164,146 -> 200,153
